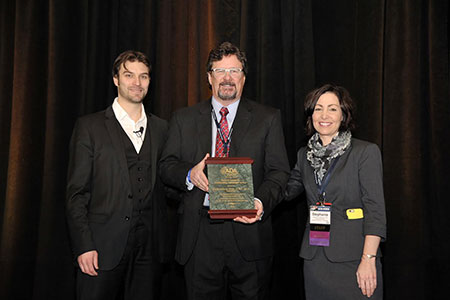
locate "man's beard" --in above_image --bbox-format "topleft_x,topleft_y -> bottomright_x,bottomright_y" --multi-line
127,93 -> 145,103
218,82 -> 237,101
120,84 -> 146,103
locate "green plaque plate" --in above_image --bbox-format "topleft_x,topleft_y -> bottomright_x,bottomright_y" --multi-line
206,157 -> 257,219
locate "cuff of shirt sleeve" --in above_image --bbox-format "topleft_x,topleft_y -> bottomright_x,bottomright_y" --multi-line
254,197 -> 264,220
186,169 -> 194,191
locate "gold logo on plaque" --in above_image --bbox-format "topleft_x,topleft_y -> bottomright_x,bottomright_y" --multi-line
220,166 -> 239,178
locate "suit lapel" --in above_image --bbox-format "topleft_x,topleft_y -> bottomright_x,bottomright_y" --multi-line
104,107 -> 131,188
197,98 -> 252,157
324,142 -> 352,193
147,115 -> 157,189
305,159 -> 318,197
305,141 -> 353,203
229,99 -> 252,156
197,101 -> 213,155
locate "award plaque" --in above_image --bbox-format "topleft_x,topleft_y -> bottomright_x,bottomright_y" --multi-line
205,157 -> 257,219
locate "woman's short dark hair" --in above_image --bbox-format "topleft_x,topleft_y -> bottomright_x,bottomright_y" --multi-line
304,84 -> 356,136
206,42 -> 248,75
112,50 -> 151,77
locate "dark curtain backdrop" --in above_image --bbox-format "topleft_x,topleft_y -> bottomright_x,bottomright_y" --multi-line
1,0 -> 449,299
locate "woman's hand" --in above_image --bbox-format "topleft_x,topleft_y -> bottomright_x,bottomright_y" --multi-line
357,234 -> 381,297
356,256 -> 377,297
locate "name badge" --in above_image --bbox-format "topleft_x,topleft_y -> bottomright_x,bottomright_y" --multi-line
309,205 -> 331,246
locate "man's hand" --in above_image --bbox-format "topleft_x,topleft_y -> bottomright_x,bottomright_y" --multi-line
77,250 -> 99,276
234,200 -> 263,224
190,153 -> 210,192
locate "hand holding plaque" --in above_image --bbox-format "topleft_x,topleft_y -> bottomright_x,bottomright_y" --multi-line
206,157 -> 257,219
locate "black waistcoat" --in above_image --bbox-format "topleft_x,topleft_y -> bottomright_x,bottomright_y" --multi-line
116,122 -> 153,224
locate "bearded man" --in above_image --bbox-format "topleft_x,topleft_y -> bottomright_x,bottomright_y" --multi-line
160,42 -> 290,300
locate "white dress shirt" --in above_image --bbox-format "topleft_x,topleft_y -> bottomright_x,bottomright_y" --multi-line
112,98 -> 147,153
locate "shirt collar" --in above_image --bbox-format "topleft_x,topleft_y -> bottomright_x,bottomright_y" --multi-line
211,96 -> 240,119
112,97 -> 147,125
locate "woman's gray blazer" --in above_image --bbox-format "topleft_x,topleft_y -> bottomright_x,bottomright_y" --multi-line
286,138 -> 387,262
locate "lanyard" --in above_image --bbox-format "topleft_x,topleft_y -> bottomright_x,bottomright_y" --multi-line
211,107 -> 234,156
316,157 -> 340,205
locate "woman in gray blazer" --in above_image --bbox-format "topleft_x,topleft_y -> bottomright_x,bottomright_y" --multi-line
286,84 -> 386,299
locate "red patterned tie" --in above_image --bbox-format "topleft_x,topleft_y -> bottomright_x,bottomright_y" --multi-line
215,107 -> 230,157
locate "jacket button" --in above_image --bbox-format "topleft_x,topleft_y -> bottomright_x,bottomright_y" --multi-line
128,194 -> 133,199
125,216 -> 130,221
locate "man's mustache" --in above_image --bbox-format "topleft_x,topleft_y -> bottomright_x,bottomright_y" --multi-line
219,82 -> 236,87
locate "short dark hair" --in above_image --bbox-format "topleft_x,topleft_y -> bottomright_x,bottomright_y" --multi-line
206,42 -> 248,75
304,84 -> 356,136
112,50 -> 151,77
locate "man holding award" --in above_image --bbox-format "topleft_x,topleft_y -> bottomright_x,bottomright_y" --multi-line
160,42 -> 290,299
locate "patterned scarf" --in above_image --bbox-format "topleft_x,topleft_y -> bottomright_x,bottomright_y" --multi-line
306,131 -> 352,185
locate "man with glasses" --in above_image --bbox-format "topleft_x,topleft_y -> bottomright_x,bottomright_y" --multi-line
160,42 -> 290,299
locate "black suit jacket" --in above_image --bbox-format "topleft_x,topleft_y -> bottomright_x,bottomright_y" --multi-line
66,106 -> 170,270
285,138 -> 387,262
159,98 -> 290,264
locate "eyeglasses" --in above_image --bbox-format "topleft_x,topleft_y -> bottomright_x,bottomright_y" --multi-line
210,68 -> 243,78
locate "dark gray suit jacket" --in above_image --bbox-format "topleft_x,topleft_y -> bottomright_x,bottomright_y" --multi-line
159,98 -> 290,264
66,106 -> 170,270
285,138 -> 386,262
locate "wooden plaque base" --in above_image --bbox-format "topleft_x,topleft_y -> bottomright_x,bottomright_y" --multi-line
208,209 -> 257,219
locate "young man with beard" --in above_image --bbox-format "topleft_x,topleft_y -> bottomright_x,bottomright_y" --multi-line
66,50 -> 170,299
160,42 -> 290,299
